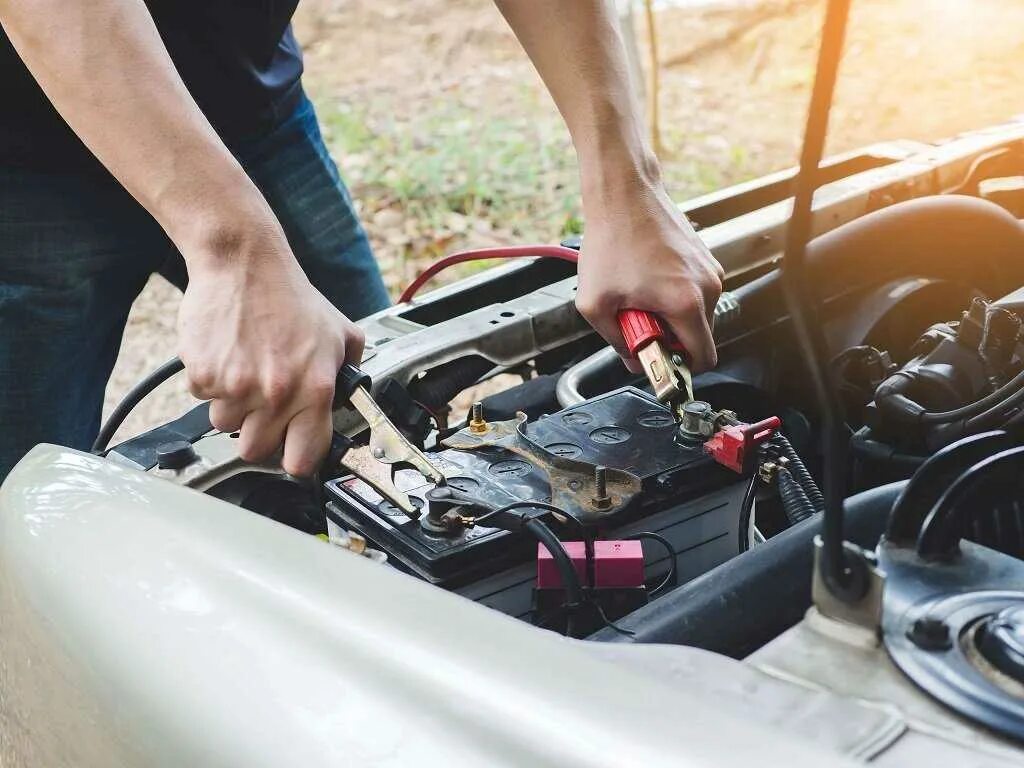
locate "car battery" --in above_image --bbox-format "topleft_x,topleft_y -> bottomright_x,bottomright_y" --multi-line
323,387 -> 745,593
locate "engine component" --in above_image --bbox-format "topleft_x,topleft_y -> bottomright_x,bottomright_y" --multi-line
440,409 -> 644,526
534,539 -> 650,636
591,481 -> 901,655
703,416 -> 781,474
536,540 -> 645,590
876,436 -> 1024,744
863,295 -> 1024,453
323,388 -> 747,613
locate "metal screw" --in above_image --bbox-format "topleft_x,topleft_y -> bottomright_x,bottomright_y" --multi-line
469,402 -> 488,434
907,616 -> 952,651
671,354 -> 684,366
372,447 -> 385,459
592,465 -> 611,509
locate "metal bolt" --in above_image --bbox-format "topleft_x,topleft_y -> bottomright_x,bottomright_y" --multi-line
907,616 -> 952,651
671,354 -> 684,367
372,447 -> 386,459
592,465 -> 611,509
680,400 -> 714,440
469,402 -> 488,434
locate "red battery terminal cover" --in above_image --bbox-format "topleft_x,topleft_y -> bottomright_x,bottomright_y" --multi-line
536,540 -> 646,589
704,416 -> 782,474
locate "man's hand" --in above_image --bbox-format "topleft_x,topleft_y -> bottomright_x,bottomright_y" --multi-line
178,220 -> 363,477
1,0 -> 357,475
575,176 -> 723,373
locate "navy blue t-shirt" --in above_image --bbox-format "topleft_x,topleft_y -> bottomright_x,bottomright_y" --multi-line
0,1 -> 304,170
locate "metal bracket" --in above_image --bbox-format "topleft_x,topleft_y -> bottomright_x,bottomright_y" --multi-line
811,536 -> 886,631
443,411 -> 642,526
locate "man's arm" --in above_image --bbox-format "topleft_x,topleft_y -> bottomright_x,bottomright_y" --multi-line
0,0 -> 359,475
495,0 -> 723,371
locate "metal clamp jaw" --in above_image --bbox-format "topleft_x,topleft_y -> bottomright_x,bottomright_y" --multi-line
333,363 -> 444,518
618,309 -> 694,417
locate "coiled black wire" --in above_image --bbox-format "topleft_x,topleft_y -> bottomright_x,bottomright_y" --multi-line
772,434 -> 824,513
777,465 -> 818,524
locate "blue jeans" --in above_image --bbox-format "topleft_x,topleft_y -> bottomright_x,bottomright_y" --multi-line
0,91 -> 390,478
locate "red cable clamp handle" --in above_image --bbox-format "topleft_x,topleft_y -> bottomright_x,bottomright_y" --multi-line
617,309 -> 688,357
704,416 -> 782,474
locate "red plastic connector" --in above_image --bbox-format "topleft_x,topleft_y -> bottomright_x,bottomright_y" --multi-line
704,416 -> 782,473
618,309 -> 664,355
617,309 -> 688,356
536,540 -> 645,589
536,541 -> 587,589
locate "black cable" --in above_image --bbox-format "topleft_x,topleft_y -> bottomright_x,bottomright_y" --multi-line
778,0 -> 858,599
523,517 -> 583,637
738,473 -> 761,553
593,602 -> 636,637
777,466 -> 818,524
472,500 -> 582,529
966,384 -> 1024,430
920,368 -> 1024,424
626,531 -> 678,596
92,356 -> 186,454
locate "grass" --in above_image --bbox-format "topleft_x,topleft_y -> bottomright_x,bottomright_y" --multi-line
315,84 -> 756,294
318,87 -> 585,289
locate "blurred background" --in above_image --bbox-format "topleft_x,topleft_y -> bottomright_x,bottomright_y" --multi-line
106,0 -> 1024,439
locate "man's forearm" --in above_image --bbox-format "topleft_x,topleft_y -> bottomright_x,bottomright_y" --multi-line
494,0 -> 659,206
497,0 -> 724,373
0,0 -> 275,266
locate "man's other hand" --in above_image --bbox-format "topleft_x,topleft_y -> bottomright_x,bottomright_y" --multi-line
177,218 -> 362,477
575,178 -> 724,374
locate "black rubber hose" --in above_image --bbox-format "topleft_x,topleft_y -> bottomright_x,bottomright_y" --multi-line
590,482 -> 905,657
885,431 -> 1012,545
728,197 -> 1024,340
965,384 -> 1024,430
777,466 -> 818,525
92,356 -> 186,454
523,517 -> 583,612
407,356 -> 495,413
916,446 -> 1024,560
772,434 -> 824,513
871,365 -> 1024,428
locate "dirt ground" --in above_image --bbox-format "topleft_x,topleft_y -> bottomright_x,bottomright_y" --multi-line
105,0 -> 1024,442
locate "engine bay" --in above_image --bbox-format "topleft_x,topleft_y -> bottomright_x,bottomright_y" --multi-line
93,120 -> 1024,757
